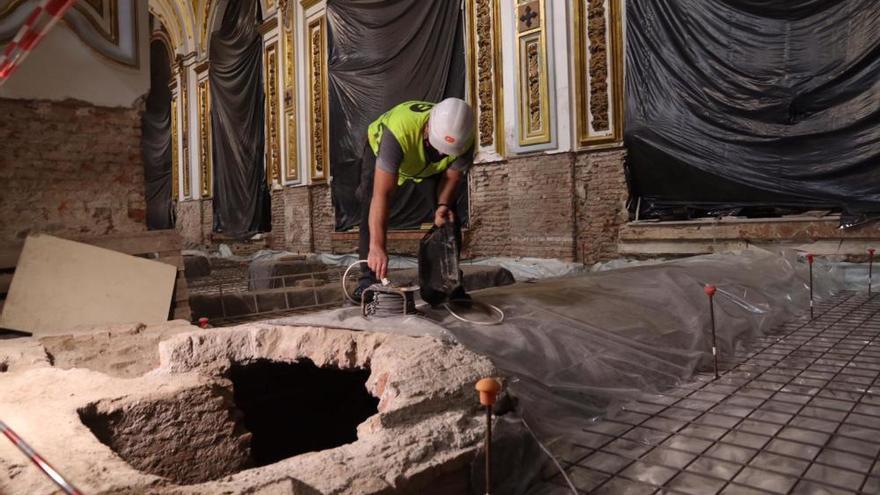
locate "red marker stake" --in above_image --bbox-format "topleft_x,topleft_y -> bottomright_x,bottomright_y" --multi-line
705,284 -> 719,380
807,254 -> 814,320
869,249 -> 875,297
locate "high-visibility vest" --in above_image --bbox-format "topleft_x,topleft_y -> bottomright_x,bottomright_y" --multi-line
367,100 -> 467,185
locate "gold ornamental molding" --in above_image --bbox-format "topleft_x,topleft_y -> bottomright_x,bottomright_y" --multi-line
573,0 -> 624,146
171,95 -> 180,200
177,58 -> 191,199
471,0 -> 504,155
515,0 -> 551,147
197,79 -> 213,198
305,13 -> 329,181
264,40 -> 282,186
283,16 -> 299,182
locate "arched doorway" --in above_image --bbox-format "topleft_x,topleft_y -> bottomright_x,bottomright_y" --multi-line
142,20 -> 175,230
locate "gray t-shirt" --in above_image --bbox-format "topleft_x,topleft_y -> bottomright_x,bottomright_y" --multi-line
376,128 -> 473,175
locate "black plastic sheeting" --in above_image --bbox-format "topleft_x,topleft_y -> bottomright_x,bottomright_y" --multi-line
209,0 -> 271,238
141,40 -> 174,230
326,0 -> 467,231
625,0 -> 880,221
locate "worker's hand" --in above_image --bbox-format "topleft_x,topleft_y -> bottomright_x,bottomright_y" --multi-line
368,246 -> 389,280
435,205 -> 454,227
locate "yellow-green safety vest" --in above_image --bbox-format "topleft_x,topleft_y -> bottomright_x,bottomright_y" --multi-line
367,100 -> 468,186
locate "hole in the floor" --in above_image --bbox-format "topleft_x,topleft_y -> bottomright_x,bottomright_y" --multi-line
0,360 -> 7,372
229,358 -> 378,467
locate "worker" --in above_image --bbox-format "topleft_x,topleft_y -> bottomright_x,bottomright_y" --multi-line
354,97 -> 475,303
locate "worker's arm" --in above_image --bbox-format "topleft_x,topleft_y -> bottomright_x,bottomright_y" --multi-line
435,167 -> 462,226
368,168 -> 397,279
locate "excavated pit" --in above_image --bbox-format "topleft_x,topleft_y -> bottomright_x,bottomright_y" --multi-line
229,358 -> 378,466
1,324 -> 497,494
77,359 -> 379,485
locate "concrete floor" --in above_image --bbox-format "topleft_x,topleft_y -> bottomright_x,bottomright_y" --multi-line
540,291 -> 880,494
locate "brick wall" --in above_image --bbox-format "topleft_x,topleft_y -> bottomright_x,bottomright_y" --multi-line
176,200 -> 203,247
465,161 -> 511,257
310,184 -> 334,254
269,188 -> 286,249
282,186 -> 312,253
465,147 -> 628,263
575,149 -> 629,264
508,153 -> 577,259
0,98 -> 146,242
170,147 -> 629,263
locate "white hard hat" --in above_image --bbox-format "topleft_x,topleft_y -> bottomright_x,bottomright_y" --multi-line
428,98 -> 474,157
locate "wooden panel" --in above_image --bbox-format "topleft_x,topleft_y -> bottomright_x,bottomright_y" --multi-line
0,231 -> 192,324
0,234 -> 178,336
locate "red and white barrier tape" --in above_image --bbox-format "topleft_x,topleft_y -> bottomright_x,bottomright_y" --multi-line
0,0 -> 78,85
0,420 -> 83,494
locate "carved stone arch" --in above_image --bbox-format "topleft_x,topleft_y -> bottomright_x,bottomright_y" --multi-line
148,0 -> 195,55
150,22 -> 176,66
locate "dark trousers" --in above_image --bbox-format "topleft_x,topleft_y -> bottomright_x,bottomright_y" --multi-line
356,142 -> 463,288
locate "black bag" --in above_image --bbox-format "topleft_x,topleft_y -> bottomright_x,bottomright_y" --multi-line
418,223 -> 461,305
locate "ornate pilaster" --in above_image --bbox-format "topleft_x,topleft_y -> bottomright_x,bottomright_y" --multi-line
196,64 -> 212,198
573,0 -> 624,146
170,93 -> 180,200
176,56 -> 191,198
303,1 -> 328,181
472,0 -> 504,155
264,40 -> 281,186
282,0 -> 298,182
515,0 -> 551,147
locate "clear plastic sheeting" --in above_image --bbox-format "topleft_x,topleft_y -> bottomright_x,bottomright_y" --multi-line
276,249 -> 843,494
441,250 -> 837,430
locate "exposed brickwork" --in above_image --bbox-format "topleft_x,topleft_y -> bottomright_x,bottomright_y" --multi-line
282,186 -> 312,253
575,148 -> 628,264
508,153 -> 577,260
309,183 -> 334,254
200,199 -> 213,243
0,98 -> 146,242
175,200 -> 203,248
269,188 -> 286,249
171,149 -> 628,262
465,161 -> 511,258
465,148 -> 628,263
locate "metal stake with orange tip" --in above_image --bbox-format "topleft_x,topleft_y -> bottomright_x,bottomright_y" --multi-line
704,284 -> 719,380
807,254 -> 815,319
869,248 -> 875,296
476,378 -> 501,495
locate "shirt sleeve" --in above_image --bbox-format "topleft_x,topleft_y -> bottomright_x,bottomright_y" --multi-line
449,144 -> 475,172
376,127 -> 404,175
